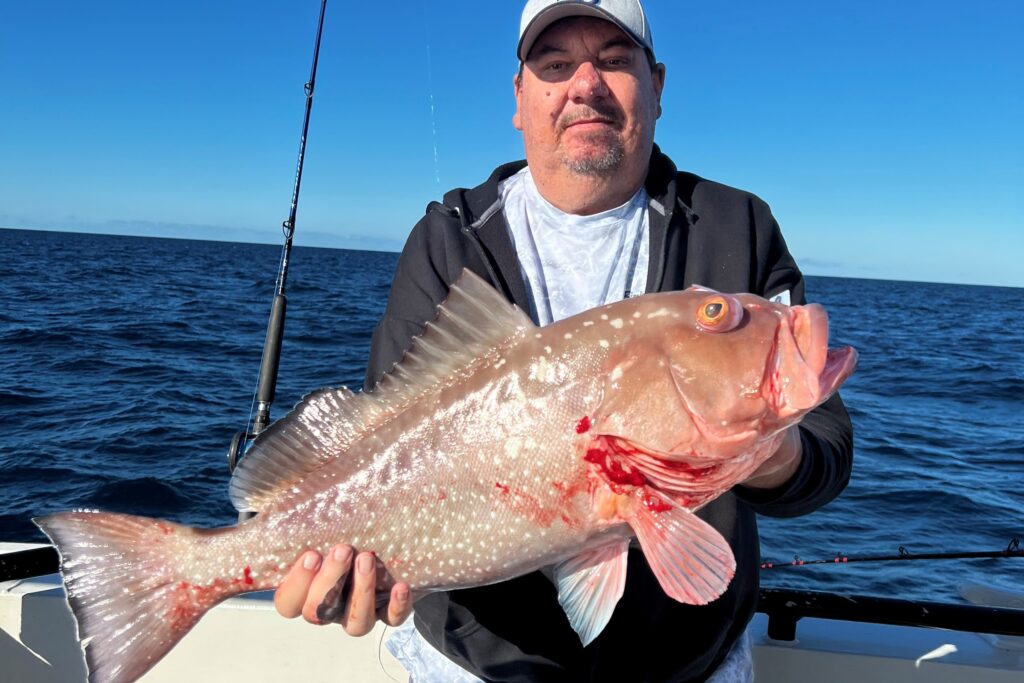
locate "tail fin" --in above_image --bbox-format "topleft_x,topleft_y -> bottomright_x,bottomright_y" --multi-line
34,510 -> 230,683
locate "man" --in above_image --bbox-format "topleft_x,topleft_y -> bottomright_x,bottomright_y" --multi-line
275,1 -> 853,681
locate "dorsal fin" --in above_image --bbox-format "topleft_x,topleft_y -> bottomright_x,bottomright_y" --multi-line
228,269 -> 534,512
372,269 -> 534,400
228,386 -> 389,512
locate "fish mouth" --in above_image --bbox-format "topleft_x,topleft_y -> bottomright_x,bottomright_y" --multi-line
764,304 -> 857,418
820,346 -> 858,398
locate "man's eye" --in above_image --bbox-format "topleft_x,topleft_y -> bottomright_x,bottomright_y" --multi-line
545,62 -> 567,72
603,57 -> 629,68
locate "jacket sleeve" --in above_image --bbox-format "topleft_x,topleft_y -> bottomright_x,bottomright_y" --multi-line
363,215 -> 453,391
733,202 -> 855,518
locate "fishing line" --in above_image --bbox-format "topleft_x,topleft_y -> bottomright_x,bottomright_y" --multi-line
426,42 -> 441,185
760,536 -> 1022,570
422,1 -> 440,185
376,624 -> 404,683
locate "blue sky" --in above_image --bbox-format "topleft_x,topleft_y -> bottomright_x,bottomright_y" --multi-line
1,1 -> 1020,287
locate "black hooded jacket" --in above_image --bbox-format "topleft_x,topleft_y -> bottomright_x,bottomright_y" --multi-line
363,147 -> 853,682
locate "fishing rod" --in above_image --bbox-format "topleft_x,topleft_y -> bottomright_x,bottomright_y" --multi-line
760,536 -> 1022,570
227,0 -> 328,497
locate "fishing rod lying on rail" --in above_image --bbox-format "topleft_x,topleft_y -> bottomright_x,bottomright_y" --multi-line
760,536 -> 1022,570
226,0 -> 328,519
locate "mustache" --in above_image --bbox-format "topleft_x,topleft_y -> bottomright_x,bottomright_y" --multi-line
557,105 -> 622,132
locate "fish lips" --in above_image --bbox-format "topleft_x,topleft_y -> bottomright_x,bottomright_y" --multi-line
764,304 -> 857,418
820,345 -> 858,400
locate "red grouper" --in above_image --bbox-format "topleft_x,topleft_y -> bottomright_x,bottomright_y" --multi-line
36,269 -> 857,682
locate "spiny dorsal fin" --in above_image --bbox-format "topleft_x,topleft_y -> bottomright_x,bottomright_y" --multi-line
372,269 -> 534,401
228,270 -> 534,512
229,386 -> 388,512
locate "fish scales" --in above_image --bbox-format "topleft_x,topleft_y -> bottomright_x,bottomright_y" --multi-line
34,270 -> 857,683
271,341 -> 608,589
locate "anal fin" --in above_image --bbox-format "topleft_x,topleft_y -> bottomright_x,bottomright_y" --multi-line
626,490 -> 735,605
552,537 -> 630,645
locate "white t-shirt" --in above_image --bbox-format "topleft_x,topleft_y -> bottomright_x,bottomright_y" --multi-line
385,167 -> 753,683
498,167 -> 650,325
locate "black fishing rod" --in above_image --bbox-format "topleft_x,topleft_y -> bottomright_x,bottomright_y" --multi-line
760,537 -> 1022,570
227,0 -> 328,495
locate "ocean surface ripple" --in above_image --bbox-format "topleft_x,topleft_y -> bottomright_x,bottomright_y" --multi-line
1,228 -> 1021,604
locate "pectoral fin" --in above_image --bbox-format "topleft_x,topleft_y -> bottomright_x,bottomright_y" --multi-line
552,537 -> 630,645
625,490 -> 735,605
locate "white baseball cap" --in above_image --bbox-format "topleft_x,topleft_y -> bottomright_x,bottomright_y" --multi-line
518,0 -> 654,62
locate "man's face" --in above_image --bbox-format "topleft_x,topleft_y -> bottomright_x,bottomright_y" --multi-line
514,17 -> 665,177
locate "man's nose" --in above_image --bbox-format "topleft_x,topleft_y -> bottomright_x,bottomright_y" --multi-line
567,61 -> 609,101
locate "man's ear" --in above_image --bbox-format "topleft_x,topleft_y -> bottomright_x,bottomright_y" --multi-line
653,63 -> 666,119
512,72 -> 524,131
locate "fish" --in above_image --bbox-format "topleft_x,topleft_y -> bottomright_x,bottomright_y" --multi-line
35,269 -> 857,683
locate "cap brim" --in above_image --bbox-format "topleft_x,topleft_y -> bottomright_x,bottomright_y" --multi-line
518,6 -> 646,62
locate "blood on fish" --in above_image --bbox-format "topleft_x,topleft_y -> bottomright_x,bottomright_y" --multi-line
575,416 -> 591,434
169,579 -> 230,634
652,457 -> 719,480
605,435 -> 719,481
492,481 -> 571,528
156,522 -> 174,536
584,448 -> 646,488
243,566 -> 253,585
642,491 -> 673,513
549,475 -> 589,529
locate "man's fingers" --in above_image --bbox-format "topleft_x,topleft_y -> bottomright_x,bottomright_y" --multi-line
274,550 -> 322,619
340,551 -> 379,636
382,582 -> 412,627
275,546 -> 407,636
303,544 -> 355,624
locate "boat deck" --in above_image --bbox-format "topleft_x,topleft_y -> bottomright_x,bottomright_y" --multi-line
3,554 -> 1022,682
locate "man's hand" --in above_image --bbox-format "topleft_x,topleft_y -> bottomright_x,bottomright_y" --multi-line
273,545 -> 412,635
740,426 -> 803,490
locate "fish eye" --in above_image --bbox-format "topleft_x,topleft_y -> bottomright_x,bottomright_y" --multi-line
696,295 -> 743,332
703,302 -> 724,319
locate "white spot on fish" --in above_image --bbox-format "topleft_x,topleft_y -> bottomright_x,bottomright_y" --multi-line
610,366 -> 624,382
633,311 -> 642,318
544,346 -> 552,354
504,438 -> 523,459
564,333 -> 572,340
599,340 -> 610,349
494,358 -> 507,369
600,314 -> 608,320
529,357 -> 554,383
647,307 -> 670,319
583,320 -> 594,327
609,318 -> 624,329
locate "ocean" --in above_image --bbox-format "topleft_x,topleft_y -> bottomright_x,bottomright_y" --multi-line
1,228 -> 1021,604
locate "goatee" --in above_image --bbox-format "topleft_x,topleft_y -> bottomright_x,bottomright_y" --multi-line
561,135 -> 625,176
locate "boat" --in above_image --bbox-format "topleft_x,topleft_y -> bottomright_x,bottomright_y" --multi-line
3,541 -> 1022,681
4,3 -> 1021,680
